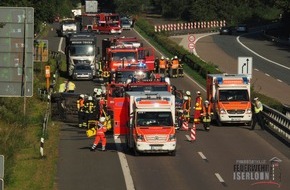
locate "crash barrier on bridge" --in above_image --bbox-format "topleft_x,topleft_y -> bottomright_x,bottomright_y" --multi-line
154,20 -> 226,33
283,104 -> 290,118
51,93 -> 80,123
262,104 -> 290,146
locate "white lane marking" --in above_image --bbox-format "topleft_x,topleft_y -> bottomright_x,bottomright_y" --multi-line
58,37 -> 65,54
237,34 -> 290,70
135,28 -> 206,92
265,73 -> 270,77
115,137 -> 135,190
277,79 -> 283,83
215,173 -> 225,183
198,151 -> 207,160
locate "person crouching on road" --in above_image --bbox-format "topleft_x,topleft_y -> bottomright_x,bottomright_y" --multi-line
90,117 -> 107,151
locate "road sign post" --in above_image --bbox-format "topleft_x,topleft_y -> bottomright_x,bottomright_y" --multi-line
188,34 -> 196,54
238,57 -> 253,78
0,7 -> 34,97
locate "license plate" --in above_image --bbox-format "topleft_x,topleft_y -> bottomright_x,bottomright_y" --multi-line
151,146 -> 161,150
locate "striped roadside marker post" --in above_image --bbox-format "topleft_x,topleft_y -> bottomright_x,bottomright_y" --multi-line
190,123 -> 196,142
182,120 -> 189,131
40,137 -> 44,158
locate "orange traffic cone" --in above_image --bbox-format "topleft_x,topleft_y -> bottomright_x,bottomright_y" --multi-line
190,123 -> 196,142
181,120 -> 189,131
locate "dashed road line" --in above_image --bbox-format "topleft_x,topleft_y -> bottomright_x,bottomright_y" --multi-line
198,151 -> 207,160
185,134 -> 191,141
215,173 -> 227,186
265,73 -> 270,77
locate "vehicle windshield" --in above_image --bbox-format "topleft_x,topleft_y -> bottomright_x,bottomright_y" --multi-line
218,89 -> 249,101
69,45 -> 95,56
75,64 -> 91,70
112,52 -> 137,61
127,85 -> 168,92
115,70 -> 150,83
137,111 -> 173,126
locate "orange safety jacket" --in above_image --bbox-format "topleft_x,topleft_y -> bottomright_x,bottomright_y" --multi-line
195,96 -> 202,111
171,59 -> 179,69
202,104 -> 211,116
159,59 -> 167,69
77,98 -> 85,111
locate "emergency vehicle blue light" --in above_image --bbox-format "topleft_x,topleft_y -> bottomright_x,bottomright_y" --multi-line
217,77 -> 223,84
242,77 -> 248,84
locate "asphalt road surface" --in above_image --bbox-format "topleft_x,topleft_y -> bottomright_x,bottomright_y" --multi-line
44,24 -> 290,190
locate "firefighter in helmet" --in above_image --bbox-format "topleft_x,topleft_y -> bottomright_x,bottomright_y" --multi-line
193,91 -> 203,124
90,117 -> 108,151
77,94 -> 85,127
84,96 -> 96,128
201,100 -> 212,131
169,56 -> 179,78
158,56 -> 168,76
183,95 -> 191,122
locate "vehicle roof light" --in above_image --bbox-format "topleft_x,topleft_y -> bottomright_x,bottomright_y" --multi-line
217,77 -> 223,84
242,77 -> 248,84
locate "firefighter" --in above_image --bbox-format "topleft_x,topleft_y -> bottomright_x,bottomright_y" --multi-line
183,95 -> 191,122
90,117 -> 107,151
178,58 -> 184,77
201,100 -> 212,131
158,56 -> 168,76
84,96 -> 96,128
193,91 -> 203,124
76,94 -> 85,128
169,56 -> 179,78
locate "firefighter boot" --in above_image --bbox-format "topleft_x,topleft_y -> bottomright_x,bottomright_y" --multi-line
102,145 -> 106,151
90,144 -> 96,151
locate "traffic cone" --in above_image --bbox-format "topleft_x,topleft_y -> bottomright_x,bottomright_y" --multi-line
190,123 -> 196,142
181,120 -> 189,131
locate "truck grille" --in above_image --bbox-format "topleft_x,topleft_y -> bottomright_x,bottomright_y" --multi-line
227,109 -> 245,114
145,135 -> 167,143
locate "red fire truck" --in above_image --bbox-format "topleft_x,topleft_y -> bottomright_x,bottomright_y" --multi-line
81,13 -> 122,34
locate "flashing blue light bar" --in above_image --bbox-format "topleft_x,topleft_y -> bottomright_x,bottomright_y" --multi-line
217,77 -> 223,84
242,77 -> 248,84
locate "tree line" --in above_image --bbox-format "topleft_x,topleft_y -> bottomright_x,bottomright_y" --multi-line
1,0 -> 289,32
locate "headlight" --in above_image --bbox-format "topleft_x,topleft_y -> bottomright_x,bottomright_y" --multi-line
137,135 -> 144,141
246,109 -> 252,114
220,109 -> 226,114
169,134 -> 176,141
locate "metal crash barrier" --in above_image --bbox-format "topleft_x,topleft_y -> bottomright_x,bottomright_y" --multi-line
262,104 -> 290,146
51,92 -> 80,123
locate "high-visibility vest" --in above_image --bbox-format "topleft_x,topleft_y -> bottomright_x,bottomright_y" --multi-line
254,101 -> 263,113
159,59 -> 167,69
171,59 -> 179,69
195,96 -> 202,111
59,83 -> 66,92
77,98 -> 85,111
202,104 -> 211,115
67,82 -> 76,91
85,101 -> 95,113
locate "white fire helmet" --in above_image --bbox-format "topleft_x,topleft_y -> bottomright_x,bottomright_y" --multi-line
204,100 -> 209,105
174,56 -> 178,59
161,56 -> 164,59
196,91 -> 201,95
94,88 -> 98,93
183,95 -> 189,100
80,94 -> 85,98
99,117 -> 106,122
185,91 -> 191,96
88,96 -> 93,101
